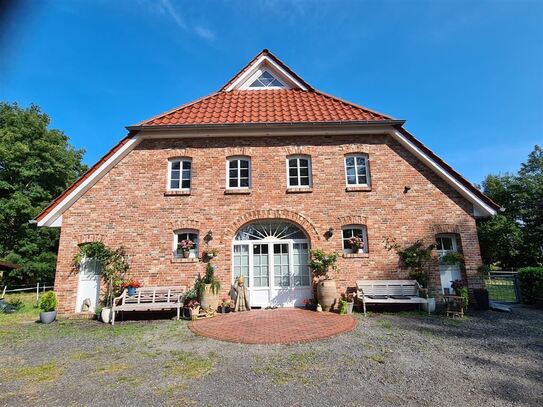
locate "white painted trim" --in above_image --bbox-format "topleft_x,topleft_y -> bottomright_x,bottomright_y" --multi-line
238,67 -> 290,90
341,225 -> 369,254
37,135 -> 142,227
226,156 -> 252,189
344,153 -> 371,188
391,130 -> 496,217
167,157 -> 192,192
286,155 -> 312,188
225,55 -> 308,91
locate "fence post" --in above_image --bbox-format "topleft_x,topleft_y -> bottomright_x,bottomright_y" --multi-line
36,282 -> 40,306
513,274 -> 522,303
1,286 -> 6,299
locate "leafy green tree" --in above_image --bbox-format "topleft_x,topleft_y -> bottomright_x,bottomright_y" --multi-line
478,145 -> 543,268
0,102 -> 87,284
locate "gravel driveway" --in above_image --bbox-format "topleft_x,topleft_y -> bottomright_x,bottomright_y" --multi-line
1,306 -> 542,407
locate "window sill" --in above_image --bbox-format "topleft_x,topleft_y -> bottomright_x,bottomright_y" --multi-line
343,252 -> 369,258
224,188 -> 252,195
345,186 -> 372,192
164,190 -> 191,196
286,187 -> 313,194
172,257 -> 199,263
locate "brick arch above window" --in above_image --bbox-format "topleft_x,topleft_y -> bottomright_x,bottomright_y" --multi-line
222,209 -> 321,244
431,224 -> 463,235
167,148 -> 191,157
75,234 -> 105,246
283,145 -> 314,156
339,144 -> 374,154
170,218 -> 201,231
337,215 -> 368,226
225,146 -> 253,157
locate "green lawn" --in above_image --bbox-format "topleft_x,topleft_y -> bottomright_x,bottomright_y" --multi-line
0,292 -> 42,326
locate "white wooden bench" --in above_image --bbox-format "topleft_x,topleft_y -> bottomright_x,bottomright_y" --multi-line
356,280 -> 430,316
111,286 -> 186,325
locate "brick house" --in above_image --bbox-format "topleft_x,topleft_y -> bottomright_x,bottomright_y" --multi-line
36,50 -> 499,314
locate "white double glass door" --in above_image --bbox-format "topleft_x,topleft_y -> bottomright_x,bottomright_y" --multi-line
232,240 -> 311,308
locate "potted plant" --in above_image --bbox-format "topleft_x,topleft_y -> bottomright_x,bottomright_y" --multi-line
349,236 -> 365,254
121,279 -> 142,296
440,251 -> 464,265
451,279 -> 469,308
179,239 -> 194,258
340,292 -> 355,314
220,296 -> 233,313
39,291 -> 57,324
309,249 -> 339,311
187,299 -> 200,320
182,288 -> 198,318
195,262 -> 221,311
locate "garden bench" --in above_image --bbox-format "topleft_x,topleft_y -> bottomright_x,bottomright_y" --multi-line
356,279 -> 430,316
111,286 -> 186,325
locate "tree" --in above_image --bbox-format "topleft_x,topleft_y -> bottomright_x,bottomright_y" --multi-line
478,145 -> 543,268
0,102 -> 87,284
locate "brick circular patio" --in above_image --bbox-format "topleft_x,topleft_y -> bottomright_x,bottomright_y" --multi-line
188,308 -> 357,344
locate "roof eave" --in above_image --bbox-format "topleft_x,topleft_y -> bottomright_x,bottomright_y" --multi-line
126,119 -> 406,132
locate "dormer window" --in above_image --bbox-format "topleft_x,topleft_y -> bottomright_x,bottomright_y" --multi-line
249,71 -> 284,88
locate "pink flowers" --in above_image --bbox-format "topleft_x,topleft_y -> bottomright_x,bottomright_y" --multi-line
179,239 -> 194,250
349,236 -> 365,251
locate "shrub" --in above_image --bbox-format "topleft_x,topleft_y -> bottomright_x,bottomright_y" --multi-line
39,292 -> 57,312
309,249 -> 339,279
518,267 -> 543,305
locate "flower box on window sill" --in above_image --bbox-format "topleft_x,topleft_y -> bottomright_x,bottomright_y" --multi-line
286,187 -> 313,194
172,257 -> 199,263
224,188 -> 252,195
345,186 -> 371,192
343,252 -> 369,258
164,190 -> 191,196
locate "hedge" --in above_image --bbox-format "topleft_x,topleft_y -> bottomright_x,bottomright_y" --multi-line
518,267 -> 543,305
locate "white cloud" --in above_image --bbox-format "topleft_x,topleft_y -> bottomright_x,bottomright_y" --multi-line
194,25 -> 215,41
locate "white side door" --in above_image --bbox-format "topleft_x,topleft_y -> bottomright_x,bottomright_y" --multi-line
76,258 -> 101,313
436,235 -> 462,294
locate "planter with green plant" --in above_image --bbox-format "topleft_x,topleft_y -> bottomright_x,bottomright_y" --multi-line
39,291 -> 58,324
73,241 -> 130,323
309,249 -> 339,311
195,262 -> 221,311
451,279 -> 469,308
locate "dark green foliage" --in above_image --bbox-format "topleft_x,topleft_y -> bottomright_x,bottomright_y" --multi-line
478,145 -> 543,268
194,262 -> 221,297
38,291 -> 57,312
518,267 -> 543,305
309,249 -> 339,279
0,102 -> 87,285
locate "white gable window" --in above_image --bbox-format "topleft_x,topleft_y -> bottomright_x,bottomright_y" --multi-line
173,229 -> 199,258
249,71 -> 284,88
169,158 -> 192,190
227,157 -> 251,189
342,225 -> 368,254
345,154 -> 370,186
287,156 -> 312,188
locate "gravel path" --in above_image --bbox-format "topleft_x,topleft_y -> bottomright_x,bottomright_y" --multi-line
1,306 -> 542,407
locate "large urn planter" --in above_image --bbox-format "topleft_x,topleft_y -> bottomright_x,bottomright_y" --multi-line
101,307 -> 112,323
200,284 -> 219,311
317,279 -> 337,311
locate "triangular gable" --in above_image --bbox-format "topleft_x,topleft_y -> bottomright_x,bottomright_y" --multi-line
220,49 -> 313,92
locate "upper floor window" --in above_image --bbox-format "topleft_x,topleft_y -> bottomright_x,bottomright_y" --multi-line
169,158 -> 192,190
227,157 -> 251,189
287,156 -> 312,188
173,229 -> 199,258
342,225 -> 368,254
249,71 -> 284,88
345,154 -> 370,186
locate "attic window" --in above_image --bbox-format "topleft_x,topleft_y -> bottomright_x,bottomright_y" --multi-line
249,71 -> 284,88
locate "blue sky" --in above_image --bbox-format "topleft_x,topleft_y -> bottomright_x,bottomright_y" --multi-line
1,0 -> 542,184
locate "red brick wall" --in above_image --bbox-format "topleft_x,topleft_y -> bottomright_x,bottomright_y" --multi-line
54,134 -> 483,313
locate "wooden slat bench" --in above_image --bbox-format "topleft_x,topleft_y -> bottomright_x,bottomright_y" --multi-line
356,280 -> 430,316
111,286 -> 186,325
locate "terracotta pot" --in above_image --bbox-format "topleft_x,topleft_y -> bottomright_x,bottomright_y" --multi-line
200,284 -> 219,311
317,279 -> 337,311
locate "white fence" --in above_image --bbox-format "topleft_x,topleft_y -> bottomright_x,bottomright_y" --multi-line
1,282 -> 54,305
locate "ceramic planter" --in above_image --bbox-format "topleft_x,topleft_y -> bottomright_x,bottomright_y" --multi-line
200,284 -> 219,311
40,310 -> 57,324
317,279 -> 337,311
127,286 -> 137,296
101,307 -> 112,323
422,298 -> 436,313
347,301 -> 354,314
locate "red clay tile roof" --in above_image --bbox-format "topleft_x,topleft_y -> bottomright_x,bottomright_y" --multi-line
137,89 -> 393,127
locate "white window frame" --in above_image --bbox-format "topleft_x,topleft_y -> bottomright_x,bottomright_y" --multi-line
173,229 -> 199,258
341,225 -> 369,254
286,155 -> 312,188
226,156 -> 251,189
344,153 -> 370,187
167,158 -> 192,191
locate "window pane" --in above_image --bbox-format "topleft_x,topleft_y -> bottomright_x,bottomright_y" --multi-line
300,177 -> 310,186
345,157 -> 355,166
229,178 -> 237,188
356,156 -> 366,166
300,167 -> 309,177
181,179 -> 191,189
288,159 -> 297,168
289,177 -> 299,186
171,161 -> 180,170
358,175 -> 367,184
357,165 -> 367,176
289,168 -> 298,177
170,180 -> 180,189
182,170 -> 191,180
240,160 -> 249,169
229,160 -> 238,169
299,159 -> 308,167
346,167 -> 355,176
240,169 -> 249,178
342,229 -> 352,238
240,178 -> 249,187
229,169 -> 238,179
182,161 -> 191,170
171,170 -> 180,180
347,175 -> 357,185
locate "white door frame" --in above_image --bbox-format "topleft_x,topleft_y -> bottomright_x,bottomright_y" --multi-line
436,234 -> 462,294
75,257 -> 102,313
232,238 -> 311,307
